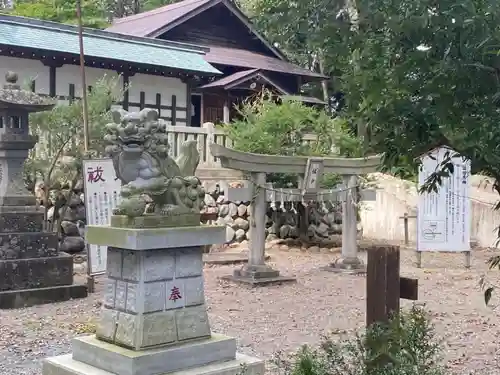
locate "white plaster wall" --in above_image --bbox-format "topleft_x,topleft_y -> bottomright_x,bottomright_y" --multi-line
0,57 -> 187,124
129,73 -> 187,124
360,173 -> 500,249
56,65 -> 122,105
0,56 -> 50,95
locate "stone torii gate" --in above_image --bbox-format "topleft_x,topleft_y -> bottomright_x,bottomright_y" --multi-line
210,144 -> 383,285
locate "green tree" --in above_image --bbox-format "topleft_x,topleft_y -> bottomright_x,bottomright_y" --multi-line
6,0 -> 109,28
334,0 -> 500,177
223,90 -> 362,188
25,75 -> 123,232
246,0 -> 348,102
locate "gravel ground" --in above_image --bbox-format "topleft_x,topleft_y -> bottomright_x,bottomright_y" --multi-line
1,244 -> 499,375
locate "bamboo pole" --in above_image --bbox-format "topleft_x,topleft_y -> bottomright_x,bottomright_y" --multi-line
76,0 -> 90,152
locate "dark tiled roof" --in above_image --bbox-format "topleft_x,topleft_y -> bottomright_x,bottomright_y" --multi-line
0,15 -> 221,75
201,69 -> 291,94
106,0 -> 211,36
105,0 -> 326,80
281,95 -> 327,105
205,46 -> 325,79
200,69 -> 258,89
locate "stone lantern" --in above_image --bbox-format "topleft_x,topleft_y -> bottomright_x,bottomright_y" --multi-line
0,71 -> 54,206
0,72 -> 87,309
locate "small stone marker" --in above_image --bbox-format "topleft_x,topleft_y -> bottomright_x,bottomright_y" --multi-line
43,109 -> 264,375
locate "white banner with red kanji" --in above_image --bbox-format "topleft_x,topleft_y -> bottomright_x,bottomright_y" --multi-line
82,158 -> 122,275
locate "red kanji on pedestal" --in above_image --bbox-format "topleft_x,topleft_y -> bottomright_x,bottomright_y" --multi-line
169,286 -> 182,301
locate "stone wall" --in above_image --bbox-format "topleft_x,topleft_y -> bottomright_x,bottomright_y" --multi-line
204,184 -> 349,244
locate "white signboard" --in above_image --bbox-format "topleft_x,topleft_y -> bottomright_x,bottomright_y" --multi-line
417,146 -> 471,252
82,159 -> 122,275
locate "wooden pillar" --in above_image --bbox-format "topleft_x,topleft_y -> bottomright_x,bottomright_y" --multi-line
49,65 -> 56,97
122,73 -> 130,110
186,81 -> 192,126
139,91 -> 145,110
156,93 -> 161,117
223,98 -> 230,124
366,245 -> 401,326
69,83 -> 75,103
171,95 -> 177,125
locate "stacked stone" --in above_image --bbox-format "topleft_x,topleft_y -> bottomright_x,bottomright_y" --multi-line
202,183 -> 252,243
215,198 -> 251,243
35,181 -> 86,254
59,192 -> 86,253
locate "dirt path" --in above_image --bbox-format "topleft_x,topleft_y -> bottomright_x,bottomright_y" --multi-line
1,245 -> 499,375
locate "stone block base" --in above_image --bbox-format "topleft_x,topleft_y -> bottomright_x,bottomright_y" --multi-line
0,252 -> 74,291
72,334 -> 238,375
0,209 -> 44,233
221,265 -> 296,286
43,352 -> 264,375
203,252 -> 271,265
0,231 -> 58,259
110,214 -> 201,229
0,283 -> 88,309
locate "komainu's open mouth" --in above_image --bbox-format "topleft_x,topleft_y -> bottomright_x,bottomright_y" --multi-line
120,136 -> 143,148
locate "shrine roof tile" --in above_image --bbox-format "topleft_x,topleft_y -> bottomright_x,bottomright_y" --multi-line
0,15 -> 221,76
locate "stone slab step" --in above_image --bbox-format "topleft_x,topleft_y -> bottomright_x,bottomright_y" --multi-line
0,232 -> 58,259
0,282 -> 87,309
0,252 -> 74,292
43,353 -> 264,375
72,334 -> 237,375
203,252 -> 270,265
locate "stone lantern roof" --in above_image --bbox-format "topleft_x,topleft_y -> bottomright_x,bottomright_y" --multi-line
0,71 -> 56,112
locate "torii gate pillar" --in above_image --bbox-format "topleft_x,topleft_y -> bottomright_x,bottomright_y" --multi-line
322,174 -> 367,274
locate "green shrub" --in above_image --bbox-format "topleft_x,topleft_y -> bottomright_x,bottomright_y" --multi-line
273,305 -> 446,375
223,90 -> 363,188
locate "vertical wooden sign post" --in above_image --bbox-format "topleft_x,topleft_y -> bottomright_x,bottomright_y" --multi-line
366,245 -> 419,326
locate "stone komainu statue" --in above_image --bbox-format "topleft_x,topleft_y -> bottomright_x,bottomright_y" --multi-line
104,108 -> 205,218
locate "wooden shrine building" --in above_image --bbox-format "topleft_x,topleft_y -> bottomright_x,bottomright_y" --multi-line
0,14 -> 220,125
106,0 -> 327,126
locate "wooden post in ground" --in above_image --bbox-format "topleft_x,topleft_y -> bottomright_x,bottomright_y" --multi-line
366,245 -> 418,327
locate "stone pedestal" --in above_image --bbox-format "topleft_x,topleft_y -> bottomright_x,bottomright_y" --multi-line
43,223 -> 264,375
0,206 -> 87,309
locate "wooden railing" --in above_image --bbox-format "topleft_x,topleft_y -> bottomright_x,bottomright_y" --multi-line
165,122 -> 233,168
